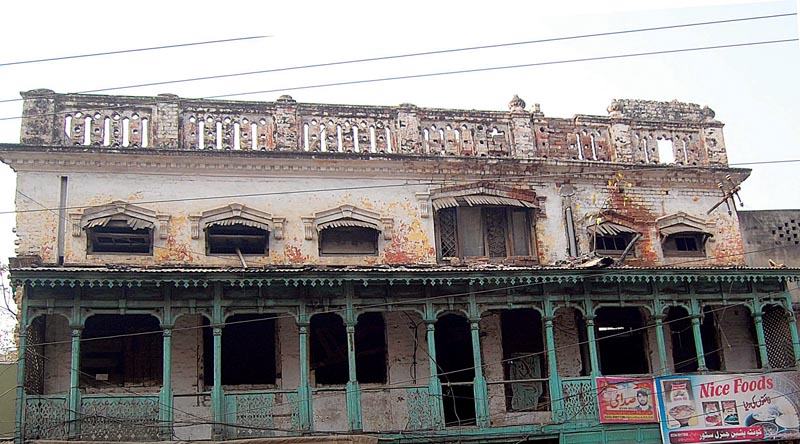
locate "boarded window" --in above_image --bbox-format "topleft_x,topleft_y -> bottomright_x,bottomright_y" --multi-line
319,227 -> 379,255
80,315 -> 162,387
202,314 -> 277,386
206,224 -> 268,255
436,207 -> 533,260
87,220 -> 152,254
595,307 -> 649,375
663,233 -> 707,257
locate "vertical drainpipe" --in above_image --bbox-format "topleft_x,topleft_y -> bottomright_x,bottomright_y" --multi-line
57,176 -> 68,265
424,298 -> 445,429
690,299 -> 708,372
14,294 -> 28,444
468,290 -> 489,428
344,284 -> 362,431
560,185 -> 578,257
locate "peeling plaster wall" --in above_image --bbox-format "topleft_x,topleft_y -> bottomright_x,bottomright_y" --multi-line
171,315 -> 211,441
42,316 -> 71,395
715,306 -> 759,370
554,308 -> 583,378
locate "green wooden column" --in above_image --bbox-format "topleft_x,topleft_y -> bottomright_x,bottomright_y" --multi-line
583,301 -> 600,377
469,317 -> 490,428
211,326 -> 224,439
654,315 -> 670,375
424,301 -> 445,429
786,311 -> 800,367
543,300 -> 562,421
68,326 -> 82,439
297,315 -> 313,431
689,300 -> 707,372
752,306 -> 770,369
14,296 -> 28,444
345,320 -> 363,431
159,326 -> 174,440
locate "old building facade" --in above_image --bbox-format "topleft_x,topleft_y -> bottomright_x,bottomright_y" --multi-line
2,90 -> 799,444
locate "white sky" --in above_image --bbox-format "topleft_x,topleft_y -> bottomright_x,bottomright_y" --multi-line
0,0 -> 797,292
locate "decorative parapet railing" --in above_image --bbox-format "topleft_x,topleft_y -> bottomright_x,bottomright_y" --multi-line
24,395 -> 69,440
223,390 -> 299,438
559,377 -> 599,422
80,394 -> 160,441
19,90 -> 728,166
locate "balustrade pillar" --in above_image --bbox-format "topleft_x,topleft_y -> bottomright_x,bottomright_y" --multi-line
159,327 -> 173,440
469,318 -> 490,428
753,311 -> 770,369
345,321 -> 363,431
68,327 -> 82,439
297,322 -> 313,430
425,320 -> 445,428
211,327 -> 224,439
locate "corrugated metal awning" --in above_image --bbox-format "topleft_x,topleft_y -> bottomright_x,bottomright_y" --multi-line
318,219 -> 378,231
660,224 -> 711,236
432,195 -> 537,210
588,222 -> 638,236
207,218 -> 269,231
83,216 -> 153,230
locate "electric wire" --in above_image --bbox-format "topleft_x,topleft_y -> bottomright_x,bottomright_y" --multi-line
0,12 -> 792,103
0,36 -> 797,123
0,35 -> 271,68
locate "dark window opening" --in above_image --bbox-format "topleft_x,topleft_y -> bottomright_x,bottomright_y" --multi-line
593,234 -> 632,255
595,307 -> 649,375
667,307 -> 699,373
206,224 -> 268,255
310,313 -> 348,385
663,233 -> 707,257
701,307 -> 721,371
575,312 -> 592,376
435,314 -> 476,426
501,310 -> 548,411
319,227 -> 379,255
436,206 -> 534,260
81,315 -> 162,387
87,220 -> 152,254
355,312 -> 387,384
202,315 -> 277,387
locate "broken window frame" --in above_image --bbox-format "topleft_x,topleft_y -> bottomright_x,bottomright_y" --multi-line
318,226 -> 380,256
87,220 -> 153,255
595,307 -> 651,375
435,206 -> 536,261
205,223 -> 269,256
80,314 -> 162,388
662,232 -> 708,257
593,234 -> 634,256
499,309 -> 549,412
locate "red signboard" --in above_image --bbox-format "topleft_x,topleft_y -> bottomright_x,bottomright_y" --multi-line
597,377 -> 659,423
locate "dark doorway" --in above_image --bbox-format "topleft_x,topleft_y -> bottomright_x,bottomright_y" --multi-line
595,307 -> 649,375
310,313 -> 348,385
202,314 -> 277,386
435,314 -> 476,426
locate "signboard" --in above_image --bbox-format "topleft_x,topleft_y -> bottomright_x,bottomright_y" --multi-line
656,372 -> 800,443
597,377 -> 659,423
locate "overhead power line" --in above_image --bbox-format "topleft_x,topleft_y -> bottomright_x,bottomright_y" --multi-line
0,35 -> 271,68
0,12 -> 792,104
0,36 -> 795,123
